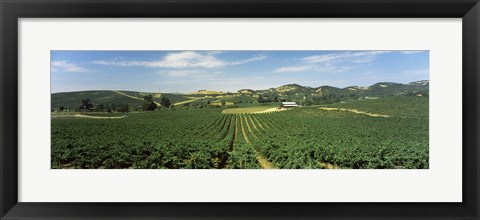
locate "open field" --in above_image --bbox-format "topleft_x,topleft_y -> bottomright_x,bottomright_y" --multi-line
52,96 -> 428,169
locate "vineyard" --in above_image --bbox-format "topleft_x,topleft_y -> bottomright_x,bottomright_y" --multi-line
51,96 -> 428,169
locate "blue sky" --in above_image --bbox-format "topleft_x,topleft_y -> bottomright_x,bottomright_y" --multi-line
51,50 -> 429,93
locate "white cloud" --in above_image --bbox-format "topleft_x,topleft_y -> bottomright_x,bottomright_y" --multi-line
401,51 -> 427,54
302,51 -> 390,64
301,54 -> 343,63
159,51 -> 225,68
230,55 -> 267,65
158,70 -> 222,78
206,51 -> 224,55
159,70 -> 200,76
51,60 -> 88,72
274,65 -> 313,73
93,51 -> 266,69
157,69 -> 228,79
275,51 -> 390,74
92,57 -> 131,67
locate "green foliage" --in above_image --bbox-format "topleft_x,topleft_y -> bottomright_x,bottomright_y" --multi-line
95,104 -> 105,112
51,90 -> 190,110
246,96 -> 429,169
79,98 -> 94,111
51,96 -> 428,169
117,104 -> 130,113
52,109 -> 233,169
221,95 -> 257,104
251,109 -> 428,169
329,96 -> 429,119
142,95 -> 157,111
160,97 -> 171,108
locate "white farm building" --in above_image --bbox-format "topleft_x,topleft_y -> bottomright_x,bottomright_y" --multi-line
280,102 -> 300,108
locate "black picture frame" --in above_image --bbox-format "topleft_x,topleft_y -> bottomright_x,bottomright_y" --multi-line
1,0 -> 479,219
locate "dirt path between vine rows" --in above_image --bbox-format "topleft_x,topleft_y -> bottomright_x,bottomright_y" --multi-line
240,116 -> 275,169
248,115 -> 261,132
232,116 -> 238,151
243,115 -> 257,138
251,116 -> 265,130
113,90 -> 144,101
113,90 -> 161,106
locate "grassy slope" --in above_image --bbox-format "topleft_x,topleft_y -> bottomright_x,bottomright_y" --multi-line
221,95 -> 258,104
51,96 -> 428,169
326,96 -> 428,118
51,90 -> 190,110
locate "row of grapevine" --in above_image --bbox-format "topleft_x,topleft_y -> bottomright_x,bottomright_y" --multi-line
245,106 -> 428,169
52,96 -> 429,169
226,115 -> 261,169
52,109 -> 233,168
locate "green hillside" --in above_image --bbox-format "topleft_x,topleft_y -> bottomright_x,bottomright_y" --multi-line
221,95 -> 258,104
51,90 -> 190,110
51,80 -> 428,111
234,80 -> 428,105
328,96 -> 429,118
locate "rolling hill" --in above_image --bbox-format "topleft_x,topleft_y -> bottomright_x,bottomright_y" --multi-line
51,80 -> 428,110
51,90 -> 191,110
237,80 -> 429,97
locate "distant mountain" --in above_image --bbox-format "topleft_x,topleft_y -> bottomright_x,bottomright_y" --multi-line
237,80 -> 429,97
409,80 -> 429,86
187,90 -> 226,95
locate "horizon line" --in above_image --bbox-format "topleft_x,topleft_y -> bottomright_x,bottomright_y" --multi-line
51,79 -> 429,94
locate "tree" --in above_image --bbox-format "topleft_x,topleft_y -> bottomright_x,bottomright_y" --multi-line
96,104 -> 105,112
117,103 -> 130,113
160,97 -> 171,108
142,95 -> 157,111
221,101 -> 226,106
80,98 -> 93,111
304,99 -> 313,106
257,94 -> 265,103
268,93 -> 279,102
58,106 -> 65,112
312,96 -> 324,105
144,95 -> 153,102
110,103 -> 117,112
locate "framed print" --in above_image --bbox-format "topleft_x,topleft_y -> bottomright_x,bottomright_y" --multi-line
48,50 -> 430,170
1,0 -> 479,219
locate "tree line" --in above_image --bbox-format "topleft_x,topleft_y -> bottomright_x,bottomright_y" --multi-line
55,95 -> 172,113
